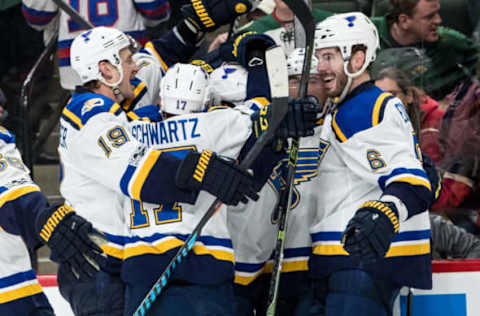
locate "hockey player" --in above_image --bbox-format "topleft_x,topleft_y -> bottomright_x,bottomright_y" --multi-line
159,63 -> 209,118
0,126 -> 107,316
308,12 -> 433,316
230,47 -> 326,316
21,0 -> 170,90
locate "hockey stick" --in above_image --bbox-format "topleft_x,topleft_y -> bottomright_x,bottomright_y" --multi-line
133,45 -> 289,316
266,1 -> 315,315
50,0 -> 94,29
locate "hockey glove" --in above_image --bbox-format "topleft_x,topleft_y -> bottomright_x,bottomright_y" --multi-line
342,200 -> 400,263
252,96 -> 319,141
175,149 -> 260,205
35,205 -> 108,280
181,0 -> 253,33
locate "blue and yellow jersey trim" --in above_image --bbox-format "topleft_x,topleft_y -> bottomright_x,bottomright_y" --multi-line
0,126 -> 15,144
144,41 -> 169,72
378,167 -> 432,191
120,146 -> 195,202
0,270 -> 43,304
62,92 -> 123,130
106,232 -> 234,263
332,89 -> 394,142
121,78 -> 148,112
207,105 -> 230,112
234,247 -> 311,285
0,185 -> 40,209
311,230 -> 430,257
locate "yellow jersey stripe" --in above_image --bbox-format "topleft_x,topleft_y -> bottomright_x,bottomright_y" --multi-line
145,42 -> 168,72
122,82 -> 146,111
331,110 -> 347,142
131,150 -> 161,200
394,176 -> 432,191
372,92 -> 392,126
122,238 -> 234,262
313,242 -> 430,257
0,185 -> 40,208
234,260 -> 309,285
0,283 -> 43,304
63,108 -> 84,129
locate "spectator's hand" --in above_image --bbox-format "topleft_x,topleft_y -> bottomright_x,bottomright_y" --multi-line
181,0 -> 254,33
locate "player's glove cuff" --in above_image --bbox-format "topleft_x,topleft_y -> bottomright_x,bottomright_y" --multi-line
359,200 -> 400,233
37,205 -> 75,243
176,149 -> 260,205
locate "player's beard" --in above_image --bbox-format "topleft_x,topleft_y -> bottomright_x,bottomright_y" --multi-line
325,71 -> 348,98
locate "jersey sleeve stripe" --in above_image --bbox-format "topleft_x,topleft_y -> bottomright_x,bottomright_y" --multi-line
390,176 -> 432,191
378,168 -> 431,191
144,41 -> 169,72
0,185 -> 41,209
372,92 -> 393,126
332,110 -> 348,142
131,150 -> 162,200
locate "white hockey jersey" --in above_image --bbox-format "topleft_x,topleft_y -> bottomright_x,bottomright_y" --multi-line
0,127 -> 52,314
309,83 -> 432,289
58,90 -> 198,271
230,125 -> 322,298
123,107 -> 255,287
22,0 -> 170,90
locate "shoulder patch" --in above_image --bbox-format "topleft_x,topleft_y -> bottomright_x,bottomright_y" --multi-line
81,98 -> 105,116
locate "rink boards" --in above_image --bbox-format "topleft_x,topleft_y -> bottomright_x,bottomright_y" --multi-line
38,259 -> 480,316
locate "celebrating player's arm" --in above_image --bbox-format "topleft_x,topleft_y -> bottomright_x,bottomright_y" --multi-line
0,127 -> 106,315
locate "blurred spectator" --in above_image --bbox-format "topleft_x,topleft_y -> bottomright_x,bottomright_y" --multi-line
430,214 -> 480,259
238,0 -> 332,55
22,0 -> 170,90
0,87 -> 7,123
371,0 -> 478,101
0,2 -> 44,135
374,66 -> 445,163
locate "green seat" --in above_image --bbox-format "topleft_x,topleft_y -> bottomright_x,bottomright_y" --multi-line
371,0 -> 474,36
312,0 -> 362,14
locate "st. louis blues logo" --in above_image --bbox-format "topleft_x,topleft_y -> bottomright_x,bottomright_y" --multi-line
268,146 -> 326,223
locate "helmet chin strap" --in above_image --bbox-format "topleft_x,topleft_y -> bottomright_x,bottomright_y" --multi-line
336,59 -> 369,104
100,62 -> 125,103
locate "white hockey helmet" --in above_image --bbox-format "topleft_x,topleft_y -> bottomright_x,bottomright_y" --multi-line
70,26 -> 132,86
160,63 -> 209,115
314,12 -> 380,77
287,48 -> 319,77
207,63 -> 248,106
